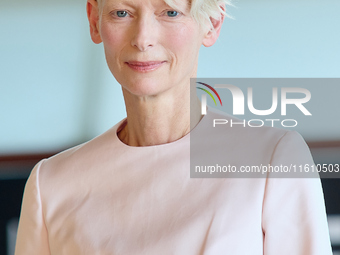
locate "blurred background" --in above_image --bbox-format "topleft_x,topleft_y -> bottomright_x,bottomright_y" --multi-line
1,0 -> 339,254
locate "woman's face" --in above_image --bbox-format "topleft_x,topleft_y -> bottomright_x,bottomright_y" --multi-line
91,0 -> 211,97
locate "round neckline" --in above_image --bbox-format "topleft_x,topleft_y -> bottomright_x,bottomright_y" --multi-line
113,113 -> 207,149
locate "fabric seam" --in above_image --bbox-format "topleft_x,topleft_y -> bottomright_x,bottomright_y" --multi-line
36,159 -> 52,254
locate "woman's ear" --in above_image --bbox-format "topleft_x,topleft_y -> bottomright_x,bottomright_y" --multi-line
202,8 -> 225,47
87,0 -> 102,44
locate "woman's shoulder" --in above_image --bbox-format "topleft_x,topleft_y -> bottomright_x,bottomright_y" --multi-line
191,108 -> 315,178
37,119 -> 125,180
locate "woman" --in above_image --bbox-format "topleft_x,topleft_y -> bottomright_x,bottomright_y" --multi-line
15,0 -> 332,254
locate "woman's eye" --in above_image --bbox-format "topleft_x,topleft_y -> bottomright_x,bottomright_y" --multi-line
166,10 -> 178,17
116,11 -> 128,17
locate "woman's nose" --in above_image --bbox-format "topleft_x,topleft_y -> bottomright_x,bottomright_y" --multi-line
131,15 -> 158,52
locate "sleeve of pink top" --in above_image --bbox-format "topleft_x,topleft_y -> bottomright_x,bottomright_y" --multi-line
15,160 -> 51,255
262,131 -> 332,255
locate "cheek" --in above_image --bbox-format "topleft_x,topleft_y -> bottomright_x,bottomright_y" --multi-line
164,24 -> 202,64
100,23 -> 133,76
100,24 -> 127,59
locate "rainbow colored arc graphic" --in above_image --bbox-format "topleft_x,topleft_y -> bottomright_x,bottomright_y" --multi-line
196,82 -> 223,106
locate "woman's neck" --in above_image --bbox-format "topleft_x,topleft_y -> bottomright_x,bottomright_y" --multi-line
118,87 -> 202,147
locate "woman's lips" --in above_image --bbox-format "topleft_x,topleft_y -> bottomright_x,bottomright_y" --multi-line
125,61 -> 166,72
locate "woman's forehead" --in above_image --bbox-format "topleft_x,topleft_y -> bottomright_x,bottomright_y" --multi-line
101,0 -> 189,9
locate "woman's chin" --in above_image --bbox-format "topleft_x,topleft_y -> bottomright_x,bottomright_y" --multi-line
121,79 -> 170,98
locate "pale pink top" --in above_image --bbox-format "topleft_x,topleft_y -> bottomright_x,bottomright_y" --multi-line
15,110 -> 332,254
